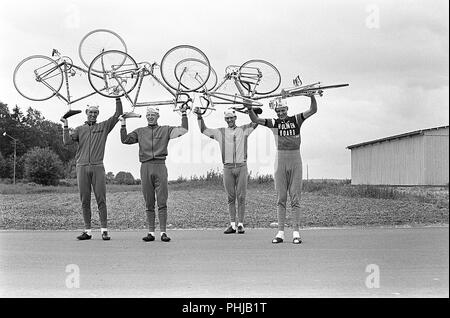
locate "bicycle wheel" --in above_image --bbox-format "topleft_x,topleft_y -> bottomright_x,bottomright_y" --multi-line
79,29 -> 127,72
238,59 -> 281,95
88,50 -> 139,98
160,45 -> 211,92
13,55 -> 63,101
174,58 -> 217,92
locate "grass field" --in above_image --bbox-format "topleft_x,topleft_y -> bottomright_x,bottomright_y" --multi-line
0,178 -> 448,230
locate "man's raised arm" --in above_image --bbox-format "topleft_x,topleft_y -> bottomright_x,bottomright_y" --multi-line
246,104 -> 268,126
301,95 -> 317,120
169,107 -> 189,139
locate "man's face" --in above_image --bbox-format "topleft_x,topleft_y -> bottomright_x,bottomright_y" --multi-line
146,112 -> 159,125
86,109 -> 99,123
224,116 -> 237,128
275,106 -> 288,120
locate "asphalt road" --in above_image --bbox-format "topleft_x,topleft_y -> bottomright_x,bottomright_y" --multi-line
0,227 -> 448,298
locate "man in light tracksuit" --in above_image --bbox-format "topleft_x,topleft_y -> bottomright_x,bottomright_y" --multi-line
120,106 -> 188,242
62,98 -> 123,241
246,95 -> 317,244
195,107 -> 258,235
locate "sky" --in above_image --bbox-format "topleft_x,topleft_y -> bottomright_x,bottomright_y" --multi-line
0,0 -> 448,181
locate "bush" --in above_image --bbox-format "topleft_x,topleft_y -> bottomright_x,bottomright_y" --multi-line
115,171 -> 135,185
106,171 -> 115,184
23,147 -> 63,185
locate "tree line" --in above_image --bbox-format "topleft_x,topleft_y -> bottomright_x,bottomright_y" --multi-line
0,101 -> 137,185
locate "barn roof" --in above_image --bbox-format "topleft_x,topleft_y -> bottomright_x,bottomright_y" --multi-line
347,125 -> 449,149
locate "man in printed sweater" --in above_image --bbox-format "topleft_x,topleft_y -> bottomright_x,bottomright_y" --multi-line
246,95 -> 317,244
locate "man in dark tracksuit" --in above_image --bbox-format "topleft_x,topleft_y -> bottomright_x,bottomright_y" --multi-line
62,98 -> 123,240
246,95 -> 317,244
120,106 -> 188,242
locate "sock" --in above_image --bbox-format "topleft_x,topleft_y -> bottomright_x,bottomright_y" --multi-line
149,232 -> 155,236
238,222 -> 244,228
276,231 -> 285,239
101,228 -> 107,233
160,231 -> 166,237
230,222 -> 236,229
293,231 -> 300,238
85,229 -> 92,235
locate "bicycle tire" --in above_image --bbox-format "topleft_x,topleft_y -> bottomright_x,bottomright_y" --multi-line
13,55 -> 63,101
78,29 -> 127,72
160,45 -> 211,92
174,58 -> 218,92
238,59 -> 281,95
88,50 -> 139,98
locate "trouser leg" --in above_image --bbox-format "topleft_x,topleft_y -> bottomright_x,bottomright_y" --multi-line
141,162 -> 156,232
274,162 -> 288,232
288,160 -> 303,232
223,167 -> 236,223
92,165 -> 107,228
154,164 -> 168,232
236,165 -> 248,224
77,166 -> 92,229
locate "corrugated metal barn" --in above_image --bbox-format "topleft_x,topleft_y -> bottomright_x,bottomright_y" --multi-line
347,126 -> 449,186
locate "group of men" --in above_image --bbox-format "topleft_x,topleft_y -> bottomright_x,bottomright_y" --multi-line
61,93 -> 317,244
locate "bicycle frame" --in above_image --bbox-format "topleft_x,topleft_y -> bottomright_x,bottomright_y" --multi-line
196,65 -> 262,115
36,50 -> 108,118
251,82 -> 349,102
108,61 -> 192,118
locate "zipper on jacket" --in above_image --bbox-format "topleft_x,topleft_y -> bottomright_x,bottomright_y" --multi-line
89,124 -> 92,165
151,126 -> 154,159
233,133 -> 236,164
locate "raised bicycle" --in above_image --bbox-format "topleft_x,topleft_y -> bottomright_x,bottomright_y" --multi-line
182,59 -> 281,116
87,45 -> 211,118
13,29 -> 127,118
252,74 -> 349,108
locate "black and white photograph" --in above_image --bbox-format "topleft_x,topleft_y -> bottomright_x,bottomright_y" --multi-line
0,0 -> 448,304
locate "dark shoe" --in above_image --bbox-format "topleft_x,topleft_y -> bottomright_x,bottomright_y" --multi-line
237,225 -> 245,234
142,233 -> 155,242
224,226 -> 236,234
77,232 -> 92,240
293,237 -> 302,244
272,237 -> 283,244
161,233 -> 171,242
102,231 -> 111,241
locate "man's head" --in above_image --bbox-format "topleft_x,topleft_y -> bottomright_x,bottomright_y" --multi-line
271,98 -> 288,120
146,107 -> 160,125
224,109 -> 237,128
86,105 -> 99,123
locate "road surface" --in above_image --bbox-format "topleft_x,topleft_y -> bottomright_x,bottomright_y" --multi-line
0,226 -> 448,298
